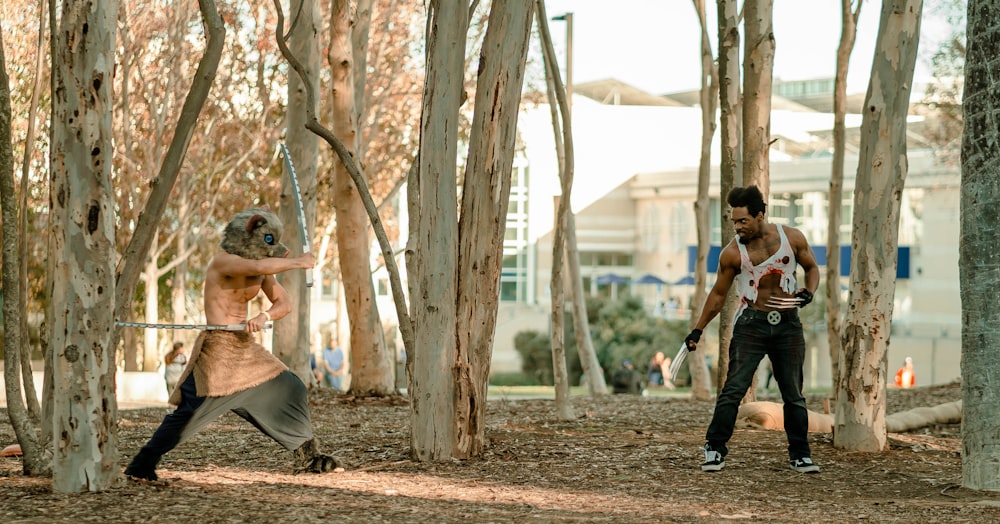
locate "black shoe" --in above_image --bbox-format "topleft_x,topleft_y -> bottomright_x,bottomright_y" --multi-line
789,457 -> 820,473
293,438 -> 344,474
701,444 -> 725,472
124,450 -> 160,481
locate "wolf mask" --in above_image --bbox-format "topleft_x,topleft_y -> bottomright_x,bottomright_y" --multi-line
219,208 -> 290,260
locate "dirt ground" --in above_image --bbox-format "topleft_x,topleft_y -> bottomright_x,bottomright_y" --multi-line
2,381 -> 999,523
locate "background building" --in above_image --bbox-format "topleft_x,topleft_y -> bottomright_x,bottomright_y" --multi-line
488,79 -> 959,388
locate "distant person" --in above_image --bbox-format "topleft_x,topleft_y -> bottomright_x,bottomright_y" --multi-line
320,338 -> 345,391
612,360 -> 643,395
163,342 -> 187,394
648,352 -> 666,388
894,357 -> 916,388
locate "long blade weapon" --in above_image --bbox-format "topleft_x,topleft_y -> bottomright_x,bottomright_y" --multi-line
115,321 -> 273,331
279,143 -> 313,287
669,342 -> 688,384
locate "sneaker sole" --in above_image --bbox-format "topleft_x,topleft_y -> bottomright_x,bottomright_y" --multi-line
790,465 -> 820,473
701,463 -> 725,472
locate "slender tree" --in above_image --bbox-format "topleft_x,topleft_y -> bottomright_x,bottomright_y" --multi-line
535,0 -> 576,419
688,0 -> 717,401
834,0 -> 922,452
826,0 -> 864,400
959,0 -> 1000,491
275,0 -> 321,385
535,1 -> 607,398
737,0 -> 774,403
715,0 -> 742,389
1,26 -> 48,477
329,0 -> 394,396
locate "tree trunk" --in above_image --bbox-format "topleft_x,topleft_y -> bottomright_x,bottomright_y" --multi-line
456,0 -> 535,438
275,0 -> 320,386
535,1 -> 605,397
141,254 -> 160,371
688,0 -> 717,401
827,0 -> 863,402
0,30 -> 48,477
834,0 -> 921,453
742,0 -> 774,202
715,0 -> 742,389
959,0 -> 1000,491
329,0 -> 394,396
565,214 -> 607,395
17,0 -> 46,425
739,0 -> 775,403
49,0 -> 120,490
409,0 -> 468,460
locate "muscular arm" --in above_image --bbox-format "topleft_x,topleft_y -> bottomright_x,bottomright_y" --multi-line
204,252 -> 314,331
210,252 -> 315,277
692,242 -> 740,332
789,227 -> 820,295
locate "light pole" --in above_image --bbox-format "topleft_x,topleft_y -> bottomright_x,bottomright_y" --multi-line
551,12 -> 573,111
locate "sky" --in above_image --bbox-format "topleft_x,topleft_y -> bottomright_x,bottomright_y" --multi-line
540,0 -> 953,96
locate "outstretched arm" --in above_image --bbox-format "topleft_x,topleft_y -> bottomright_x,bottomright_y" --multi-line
210,252 -> 315,278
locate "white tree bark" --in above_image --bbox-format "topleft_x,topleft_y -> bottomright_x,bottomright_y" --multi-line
834,0 -> 922,453
959,0 -> 1000,491
49,0 -> 120,491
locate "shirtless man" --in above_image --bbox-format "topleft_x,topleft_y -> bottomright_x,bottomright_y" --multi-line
683,186 -> 821,474
125,208 -> 339,481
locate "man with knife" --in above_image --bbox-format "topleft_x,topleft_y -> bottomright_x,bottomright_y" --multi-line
683,185 -> 821,474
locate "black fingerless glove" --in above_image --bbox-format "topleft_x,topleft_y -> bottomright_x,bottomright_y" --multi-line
796,289 -> 814,307
684,329 -> 703,351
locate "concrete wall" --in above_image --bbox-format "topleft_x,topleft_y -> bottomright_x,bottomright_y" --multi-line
1,368 -> 170,407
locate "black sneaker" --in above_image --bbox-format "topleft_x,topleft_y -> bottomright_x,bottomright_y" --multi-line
789,457 -> 820,473
701,444 -> 725,472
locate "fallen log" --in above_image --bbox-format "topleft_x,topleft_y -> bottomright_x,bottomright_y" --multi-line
737,401 -> 834,432
886,400 -> 962,433
736,400 -> 963,434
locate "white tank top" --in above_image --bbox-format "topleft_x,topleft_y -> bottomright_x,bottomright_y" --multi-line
734,224 -> 798,321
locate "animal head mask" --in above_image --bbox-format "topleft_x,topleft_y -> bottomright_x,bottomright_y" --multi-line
219,208 -> 289,260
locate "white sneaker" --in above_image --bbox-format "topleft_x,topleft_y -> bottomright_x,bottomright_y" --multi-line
701,444 -> 725,472
789,457 -> 820,473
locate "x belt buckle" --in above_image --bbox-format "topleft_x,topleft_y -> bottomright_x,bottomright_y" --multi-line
766,310 -> 782,325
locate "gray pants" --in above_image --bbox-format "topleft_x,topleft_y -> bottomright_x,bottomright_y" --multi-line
139,371 -> 314,461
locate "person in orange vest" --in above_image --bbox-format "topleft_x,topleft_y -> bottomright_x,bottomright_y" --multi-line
894,357 -> 916,388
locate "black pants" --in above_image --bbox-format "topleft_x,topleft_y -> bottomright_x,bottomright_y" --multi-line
705,309 -> 811,460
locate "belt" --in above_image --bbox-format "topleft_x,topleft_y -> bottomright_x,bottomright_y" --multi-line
741,307 -> 798,326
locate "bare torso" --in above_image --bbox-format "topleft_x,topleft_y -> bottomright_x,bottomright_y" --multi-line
737,224 -> 797,311
203,257 -> 267,325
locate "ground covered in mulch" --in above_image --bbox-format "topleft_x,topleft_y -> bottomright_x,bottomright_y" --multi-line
2,381 -> 999,523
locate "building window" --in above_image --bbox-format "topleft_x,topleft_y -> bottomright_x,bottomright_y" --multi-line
501,164 -> 530,302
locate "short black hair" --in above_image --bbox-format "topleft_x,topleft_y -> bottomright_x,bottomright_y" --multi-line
727,185 -> 767,217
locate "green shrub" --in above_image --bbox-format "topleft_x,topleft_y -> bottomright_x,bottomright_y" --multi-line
489,371 -> 537,386
514,296 -> 690,386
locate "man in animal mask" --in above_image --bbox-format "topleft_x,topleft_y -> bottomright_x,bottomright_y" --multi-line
125,208 -> 340,481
